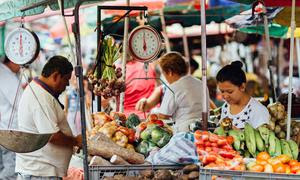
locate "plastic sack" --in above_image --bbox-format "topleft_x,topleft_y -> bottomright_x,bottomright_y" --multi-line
146,132 -> 198,165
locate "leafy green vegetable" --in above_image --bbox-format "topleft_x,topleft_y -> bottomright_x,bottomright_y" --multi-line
126,113 -> 140,129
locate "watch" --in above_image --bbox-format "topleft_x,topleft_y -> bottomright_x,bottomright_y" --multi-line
5,27 -> 40,65
128,25 -> 162,62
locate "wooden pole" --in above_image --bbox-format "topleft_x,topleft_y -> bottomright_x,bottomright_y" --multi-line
287,0 -> 296,140
159,9 -> 171,52
200,0 -> 208,130
119,0 -> 130,112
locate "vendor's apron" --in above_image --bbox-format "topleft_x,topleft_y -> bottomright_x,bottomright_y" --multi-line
173,118 -> 201,133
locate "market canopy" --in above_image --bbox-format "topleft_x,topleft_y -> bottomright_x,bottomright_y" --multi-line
102,4 -> 251,36
0,0 -> 109,22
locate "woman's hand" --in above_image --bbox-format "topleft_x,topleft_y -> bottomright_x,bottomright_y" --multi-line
135,98 -> 147,111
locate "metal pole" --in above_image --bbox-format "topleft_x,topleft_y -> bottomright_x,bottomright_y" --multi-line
57,0 -> 76,65
296,38 -> 300,79
97,6 -> 102,112
200,0 -> 208,130
262,7 -> 276,102
72,1 -> 90,179
287,0 -> 296,140
20,0 -> 56,12
119,0 -> 130,112
159,9 -> 171,52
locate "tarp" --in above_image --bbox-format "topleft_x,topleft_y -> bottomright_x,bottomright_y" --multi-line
228,0 -> 300,7
102,4 -> 250,36
274,7 -> 300,27
239,24 -> 289,38
209,0 -> 238,7
0,0 -> 107,22
226,6 -> 300,38
103,0 -> 164,16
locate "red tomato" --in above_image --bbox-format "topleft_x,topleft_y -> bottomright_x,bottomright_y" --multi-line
195,139 -> 204,146
222,144 -> 233,151
219,150 -> 235,159
217,139 -> 228,147
226,136 -> 234,145
205,141 -> 212,147
212,147 -> 219,153
138,122 -> 147,131
211,142 -> 218,147
201,131 -> 210,140
206,155 -> 217,163
194,130 -> 202,140
127,129 -> 136,143
150,119 -> 164,127
148,114 -> 158,121
209,134 -> 219,143
205,147 -> 212,152
197,149 -> 207,156
199,155 -> 204,161
196,145 -> 204,150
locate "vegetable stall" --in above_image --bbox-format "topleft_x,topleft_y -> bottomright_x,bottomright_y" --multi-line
2,0 -> 300,180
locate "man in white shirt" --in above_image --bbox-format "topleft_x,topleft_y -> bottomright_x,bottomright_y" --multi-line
16,56 -> 82,180
0,56 -> 22,179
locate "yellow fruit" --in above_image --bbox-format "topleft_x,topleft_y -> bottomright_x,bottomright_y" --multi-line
277,154 -> 291,164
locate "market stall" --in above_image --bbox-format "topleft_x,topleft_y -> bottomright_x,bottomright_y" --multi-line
2,0 -> 300,180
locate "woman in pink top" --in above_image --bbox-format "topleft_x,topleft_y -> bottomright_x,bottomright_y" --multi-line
122,60 -> 156,118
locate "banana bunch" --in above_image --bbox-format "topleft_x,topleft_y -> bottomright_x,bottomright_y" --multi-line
215,123 -> 299,160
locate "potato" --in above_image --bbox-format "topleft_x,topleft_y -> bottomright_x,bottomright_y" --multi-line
183,164 -> 199,174
178,174 -> 189,180
274,125 -> 281,134
188,171 -> 199,180
139,170 -> 154,178
154,170 -> 172,180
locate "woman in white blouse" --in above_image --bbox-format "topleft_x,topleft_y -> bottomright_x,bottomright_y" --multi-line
216,61 -> 270,129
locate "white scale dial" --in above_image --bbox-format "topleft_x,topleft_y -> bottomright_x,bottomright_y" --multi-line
5,27 -> 40,65
129,26 -> 161,62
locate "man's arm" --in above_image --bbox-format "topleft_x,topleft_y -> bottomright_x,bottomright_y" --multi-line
49,131 -> 82,148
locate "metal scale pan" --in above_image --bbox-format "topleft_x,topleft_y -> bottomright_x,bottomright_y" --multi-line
1,27 -> 53,153
0,130 -> 52,153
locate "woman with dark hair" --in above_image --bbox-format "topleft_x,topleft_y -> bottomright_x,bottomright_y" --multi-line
216,61 -> 269,129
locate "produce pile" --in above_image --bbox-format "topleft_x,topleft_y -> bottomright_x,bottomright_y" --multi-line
135,114 -> 173,156
247,152 -> 300,174
102,164 -> 200,180
214,123 -> 299,159
267,102 -> 300,144
87,112 -> 173,166
194,130 -> 245,170
88,112 -> 137,151
87,36 -> 125,99
88,112 -> 145,165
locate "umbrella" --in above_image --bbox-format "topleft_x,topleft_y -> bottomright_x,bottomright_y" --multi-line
0,0 -> 108,22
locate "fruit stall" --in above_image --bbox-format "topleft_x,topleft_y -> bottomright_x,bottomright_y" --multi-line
83,100 -> 300,179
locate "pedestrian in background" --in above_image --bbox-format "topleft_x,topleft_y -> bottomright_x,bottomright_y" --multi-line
0,55 -> 22,179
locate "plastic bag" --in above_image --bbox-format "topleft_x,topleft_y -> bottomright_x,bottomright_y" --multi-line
146,132 -> 198,165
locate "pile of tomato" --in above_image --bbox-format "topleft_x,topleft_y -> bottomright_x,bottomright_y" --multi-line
194,130 -> 245,170
249,152 -> 300,174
